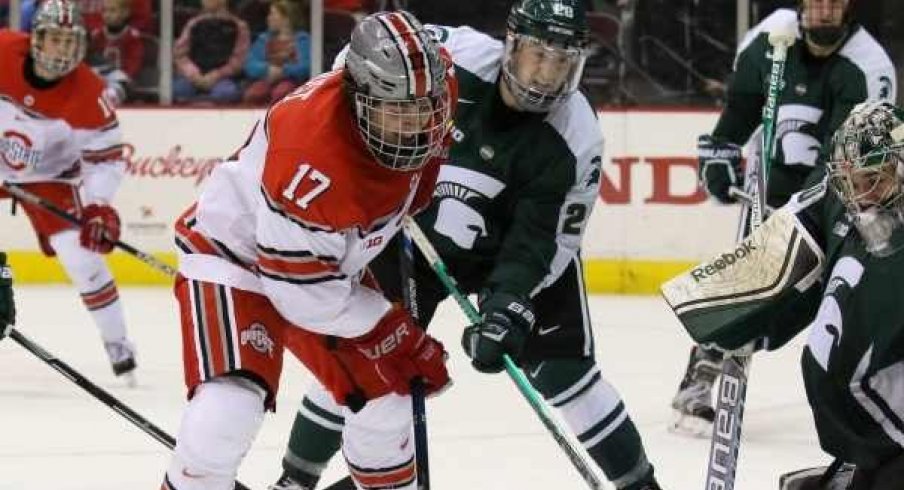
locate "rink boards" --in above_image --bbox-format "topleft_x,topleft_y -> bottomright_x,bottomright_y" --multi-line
3,107 -> 743,293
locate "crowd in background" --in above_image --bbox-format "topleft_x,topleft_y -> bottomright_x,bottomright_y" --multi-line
0,0 -> 901,107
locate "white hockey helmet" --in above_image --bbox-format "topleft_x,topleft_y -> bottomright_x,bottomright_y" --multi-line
344,10 -> 452,171
30,0 -> 87,79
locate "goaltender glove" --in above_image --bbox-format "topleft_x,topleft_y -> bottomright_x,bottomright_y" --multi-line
698,134 -> 743,204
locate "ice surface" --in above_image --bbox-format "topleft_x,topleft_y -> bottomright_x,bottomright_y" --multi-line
0,287 -> 827,489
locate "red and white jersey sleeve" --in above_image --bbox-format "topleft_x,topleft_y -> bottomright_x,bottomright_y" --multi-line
178,72 -> 442,339
0,98 -> 81,183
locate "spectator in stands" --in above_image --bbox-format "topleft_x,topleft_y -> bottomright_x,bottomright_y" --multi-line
18,0 -> 37,30
327,0 -> 363,15
87,0 -> 145,105
80,0 -> 152,33
18,0 -> 152,33
172,0 -> 250,104
236,0 -> 271,36
242,0 -> 310,105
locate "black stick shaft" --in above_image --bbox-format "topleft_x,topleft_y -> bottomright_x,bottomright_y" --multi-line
8,329 -> 251,490
2,183 -> 177,277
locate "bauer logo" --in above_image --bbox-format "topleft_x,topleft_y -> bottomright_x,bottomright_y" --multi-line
707,372 -> 742,489
241,323 -> 275,358
691,242 -> 756,282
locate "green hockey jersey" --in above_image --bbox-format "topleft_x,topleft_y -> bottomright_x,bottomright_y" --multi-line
789,176 -> 904,471
713,9 -> 896,208
414,25 -> 604,298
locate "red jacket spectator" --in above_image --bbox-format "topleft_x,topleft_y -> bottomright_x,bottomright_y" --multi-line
76,0 -> 152,34
89,25 -> 144,79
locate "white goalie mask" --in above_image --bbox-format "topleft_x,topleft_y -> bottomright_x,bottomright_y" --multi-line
344,11 -> 453,171
30,0 -> 87,79
827,102 -> 904,257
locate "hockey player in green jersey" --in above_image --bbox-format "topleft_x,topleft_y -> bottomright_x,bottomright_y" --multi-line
270,1 -> 663,490
0,253 -> 14,339
672,0 -> 898,434
663,101 -> 904,490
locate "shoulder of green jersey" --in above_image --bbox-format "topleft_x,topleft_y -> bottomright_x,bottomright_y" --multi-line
428,24 -> 502,83
545,91 -> 603,177
838,27 -> 897,102
735,8 -> 800,65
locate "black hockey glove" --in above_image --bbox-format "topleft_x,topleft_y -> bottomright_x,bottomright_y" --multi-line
461,292 -> 534,374
698,134 -> 743,204
0,253 -> 15,340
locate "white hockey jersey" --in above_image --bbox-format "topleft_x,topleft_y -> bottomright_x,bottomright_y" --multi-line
0,97 -> 81,184
175,71 -> 450,338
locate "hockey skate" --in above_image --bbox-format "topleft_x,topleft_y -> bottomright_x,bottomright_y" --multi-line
104,339 -> 137,387
269,471 -> 323,490
668,346 -> 721,437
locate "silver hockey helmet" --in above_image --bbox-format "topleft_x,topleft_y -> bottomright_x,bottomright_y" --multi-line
30,0 -> 87,79
344,11 -> 452,171
827,101 -> 904,257
502,0 -> 590,113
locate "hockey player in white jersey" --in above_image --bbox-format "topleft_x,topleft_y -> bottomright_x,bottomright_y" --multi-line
160,10 -> 456,490
0,0 -> 136,381
271,1 -> 663,489
672,0 -> 897,434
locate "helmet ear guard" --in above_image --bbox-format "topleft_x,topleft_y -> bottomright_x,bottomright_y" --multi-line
30,0 -> 87,79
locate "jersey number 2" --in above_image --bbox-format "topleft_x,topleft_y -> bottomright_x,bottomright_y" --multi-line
282,163 -> 331,209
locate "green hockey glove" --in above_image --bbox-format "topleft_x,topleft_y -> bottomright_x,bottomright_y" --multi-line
698,134 -> 743,204
461,292 -> 534,373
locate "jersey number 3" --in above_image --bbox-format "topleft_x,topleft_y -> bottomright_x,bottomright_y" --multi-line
282,163 -> 331,209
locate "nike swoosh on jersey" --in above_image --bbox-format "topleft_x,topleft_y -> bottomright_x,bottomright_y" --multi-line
459,98 -> 476,104
538,324 -> 561,336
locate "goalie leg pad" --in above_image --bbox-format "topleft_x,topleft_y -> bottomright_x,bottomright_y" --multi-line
661,207 -> 825,351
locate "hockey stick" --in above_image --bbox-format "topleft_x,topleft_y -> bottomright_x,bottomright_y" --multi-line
7,328 -> 251,490
402,216 -> 604,490
702,28 -> 795,490
1,182 -> 177,277
400,226 -> 431,490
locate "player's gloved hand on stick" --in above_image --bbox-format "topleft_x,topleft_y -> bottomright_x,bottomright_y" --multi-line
80,203 -> 121,254
338,305 -> 450,397
698,134 -> 743,204
0,252 -> 15,340
462,292 -> 535,373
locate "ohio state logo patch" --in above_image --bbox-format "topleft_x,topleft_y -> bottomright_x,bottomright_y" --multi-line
1,130 -> 41,171
241,323 -> 275,357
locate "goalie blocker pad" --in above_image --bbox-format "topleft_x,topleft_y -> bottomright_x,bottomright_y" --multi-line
661,207 -> 825,351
